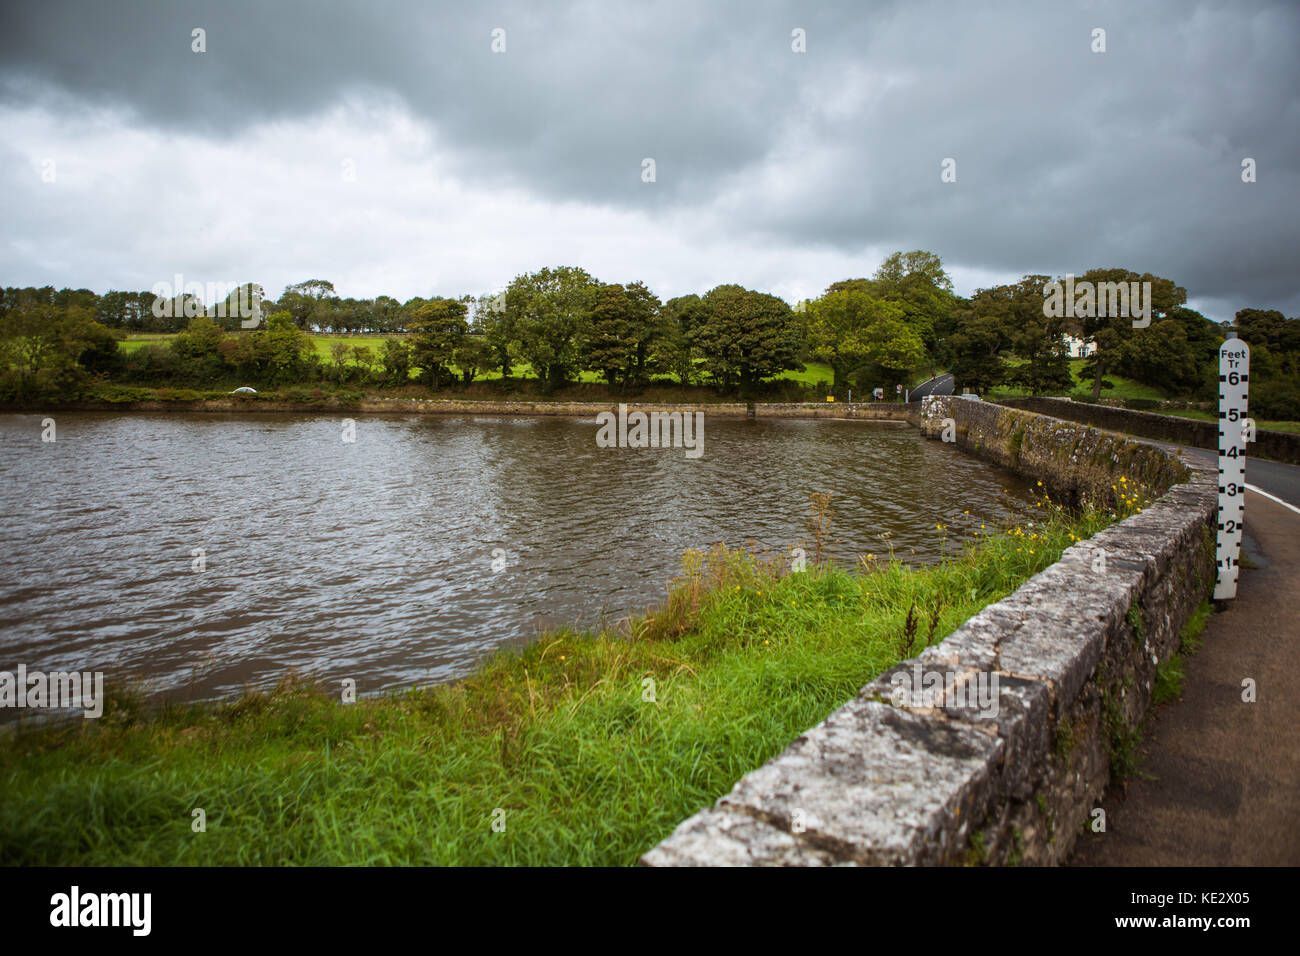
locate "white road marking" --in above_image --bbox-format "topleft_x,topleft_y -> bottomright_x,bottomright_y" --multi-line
1246,484 -> 1300,518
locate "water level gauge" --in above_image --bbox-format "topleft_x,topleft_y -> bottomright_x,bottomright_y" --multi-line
1214,336 -> 1250,600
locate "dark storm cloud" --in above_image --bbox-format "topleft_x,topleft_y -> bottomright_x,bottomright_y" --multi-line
1,0 -> 1297,317
0,0 -> 831,203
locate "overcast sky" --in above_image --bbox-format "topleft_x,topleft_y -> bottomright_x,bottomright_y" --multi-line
1,0 -> 1296,321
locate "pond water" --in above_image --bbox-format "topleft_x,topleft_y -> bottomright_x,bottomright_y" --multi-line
0,412 -> 1037,711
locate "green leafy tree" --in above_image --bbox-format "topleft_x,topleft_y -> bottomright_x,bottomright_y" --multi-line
409,298 -> 469,389
860,316 -> 926,391
1111,317 -> 1203,394
261,312 -> 313,382
380,338 -> 413,385
807,288 -> 904,390
280,279 -> 337,330
172,316 -> 225,359
1233,308 -> 1300,419
0,298 -> 117,398
585,283 -> 636,386
507,266 -> 598,391
329,341 -> 351,382
218,311 -> 311,384
351,345 -> 375,383
947,290 -> 1014,394
691,285 -> 802,393
452,333 -> 493,384
475,293 -> 517,380
870,250 -> 957,370
585,281 -> 665,388
655,294 -> 704,386
1076,268 -> 1186,400
1235,308 -> 1300,378
1000,276 -> 1072,396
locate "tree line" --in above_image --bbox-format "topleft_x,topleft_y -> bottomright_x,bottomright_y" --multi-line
2,253 -> 1298,419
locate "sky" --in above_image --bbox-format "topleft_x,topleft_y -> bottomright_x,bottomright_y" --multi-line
1,0 -> 1297,322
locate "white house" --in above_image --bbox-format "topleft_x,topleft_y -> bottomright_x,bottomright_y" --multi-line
1062,333 -> 1096,358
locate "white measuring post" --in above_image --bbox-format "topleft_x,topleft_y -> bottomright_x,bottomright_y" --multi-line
1214,334 -> 1250,600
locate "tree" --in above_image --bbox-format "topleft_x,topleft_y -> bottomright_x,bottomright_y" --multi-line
860,316 -> 926,390
475,293 -> 517,380
507,266 -> 598,391
1000,275 -> 1072,396
0,298 -> 116,398
380,338 -> 413,385
585,283 -> 635,386
655,294 -> 704,386
172,316 -> 225,360
408,298 -> 469,389
280,279 -> 338,330
452,333 -> 492,384
351,344 -> 375,382
95,290 -> 154,331
68,316 -> 124,377
806,288 -> 904,391
330,341 -> 351,381
584,281 -> 665,389
218,311 -> 312,383
947,291 -> 1012,394
1236,308 -> 1300,378
1110,312 -> 1209,395
1076,268 -> 1186,400
691,284 -> 802,393
260,312 -> 313,382
870,250 -> 957,370
1233,308 -> 1300,419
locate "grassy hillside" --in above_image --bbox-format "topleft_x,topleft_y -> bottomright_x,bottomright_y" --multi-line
991,358 -> 1169,402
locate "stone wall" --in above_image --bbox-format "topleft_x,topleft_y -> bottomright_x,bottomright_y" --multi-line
928,396 -> 1190,506
641,395 -> 1217,866
997,395 -> 1300,466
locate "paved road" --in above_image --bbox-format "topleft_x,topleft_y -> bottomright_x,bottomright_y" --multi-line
1147,441 -> 1300,510
906,372 -> 954,402
1069,488 -> 1300,865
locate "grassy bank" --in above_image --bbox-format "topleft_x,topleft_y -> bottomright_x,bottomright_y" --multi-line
1153,406 -> 1300,435
991,358 -> 1169,403
27,377 -> 907,411
0,493 -> 1139,866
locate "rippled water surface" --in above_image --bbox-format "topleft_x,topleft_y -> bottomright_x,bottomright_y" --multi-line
0,412 -> 1038,708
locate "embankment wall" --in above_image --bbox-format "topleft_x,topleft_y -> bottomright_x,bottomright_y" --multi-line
997,395 -> 1299,465
642,395 -> 1216,866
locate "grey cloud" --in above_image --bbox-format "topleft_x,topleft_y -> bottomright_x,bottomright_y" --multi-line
0,0 -> 1297,319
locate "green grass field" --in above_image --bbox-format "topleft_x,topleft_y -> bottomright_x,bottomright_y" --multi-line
120,333 -> 398,363
0,492 -> 1137,865
987,357 -> 1300,431
119,334 -> 839,387
117,334 -> 177,352
991,358 -> 1169,402
1154,407 -> 1300,435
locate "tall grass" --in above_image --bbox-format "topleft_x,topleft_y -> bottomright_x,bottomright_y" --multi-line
0,489 -> 1142,866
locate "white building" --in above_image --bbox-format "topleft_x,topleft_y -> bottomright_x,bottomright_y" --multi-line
1062,333 -> 1096,358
